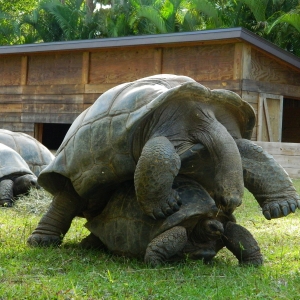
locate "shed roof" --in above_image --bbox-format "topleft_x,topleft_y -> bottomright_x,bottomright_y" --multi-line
1,27 -> 300,70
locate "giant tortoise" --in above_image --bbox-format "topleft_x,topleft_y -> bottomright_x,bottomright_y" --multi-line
27,74 -> 300,247
0,143 -> 39,207
0,129 -> 54,176
84,176 -> 263,267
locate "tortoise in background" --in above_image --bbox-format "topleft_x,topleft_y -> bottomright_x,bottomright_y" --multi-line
0,143 -> 39,207
0,129 -> 54,176
84,177 -> 263,267
27,74 -> 299,247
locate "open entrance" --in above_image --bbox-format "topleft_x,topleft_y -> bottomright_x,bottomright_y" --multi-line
35,123 -> 71,151
282,98 -> 300,143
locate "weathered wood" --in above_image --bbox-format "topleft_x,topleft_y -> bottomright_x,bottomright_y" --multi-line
34,123 -> 43,142
233,43 -> 251,80
82,51 -> 90,84
23,103 -> 84,114
0,122 -> 34,132
89,48 -> 162,84
0,55 -> 21,86
250,49 -> 300,85
27,52 -> 83,85
22,113 -> 79,123
0,86 -> 22,94
83,93 -> 101,104
0,103 -> 22,112
21,56 -> 28,85
0,113 -> 21,122
22,94 -> 84,104
242,79 -> 300,98
195,80 -> 241,91
22,84 -> 85,95
0,94 -> 22,103
85,83 -> 116,94
162,44 -> 235,81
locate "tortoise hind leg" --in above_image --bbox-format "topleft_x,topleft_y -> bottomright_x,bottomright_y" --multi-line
0,179 -> 14,207
27,180 -> 87,247
144,226 -> 187,267
223,221 -> 263,266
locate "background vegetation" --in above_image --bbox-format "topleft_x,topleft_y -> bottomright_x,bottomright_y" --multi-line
0,180 -> 300,299
1,0 -> 300,56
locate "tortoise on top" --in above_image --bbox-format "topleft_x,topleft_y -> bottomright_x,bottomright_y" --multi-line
28,74 -> 300,247
0,143 -> 39,207
0,129 -> 54,176
84,176 -> 263,267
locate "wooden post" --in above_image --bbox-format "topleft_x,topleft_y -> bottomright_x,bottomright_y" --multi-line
82,51 -> 90,84
21,56 -> 28,85
233,43 -> 251,80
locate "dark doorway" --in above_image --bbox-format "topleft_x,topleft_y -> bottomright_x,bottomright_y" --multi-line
282,98 -> 300,143
41,123 -> 71,150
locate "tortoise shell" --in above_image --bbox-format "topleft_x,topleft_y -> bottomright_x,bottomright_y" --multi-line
0,129 -> 54,176
38,74 -> 255,203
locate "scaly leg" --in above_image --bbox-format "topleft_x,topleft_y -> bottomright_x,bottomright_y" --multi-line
236,138 -> 300,219
27,179 -> 87,247
135,136 -> 181,219
144,226 -> 187,267
0,179 -> 14,207
223,221 -> 263,266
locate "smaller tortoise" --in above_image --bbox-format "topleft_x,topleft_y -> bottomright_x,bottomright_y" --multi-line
84,176 -> 263,267
0,129 -> 54,176
0,143 -> 39,207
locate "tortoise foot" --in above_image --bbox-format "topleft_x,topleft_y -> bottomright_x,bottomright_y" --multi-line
0,200 -> 13,207
80,233 -> 106,250
262,196 -> 300,220
239,256 -> 264,267
151,190 -> 181,219
27,233 -> 62,247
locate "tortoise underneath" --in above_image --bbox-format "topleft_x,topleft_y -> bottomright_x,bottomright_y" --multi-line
84,177 -> 263,267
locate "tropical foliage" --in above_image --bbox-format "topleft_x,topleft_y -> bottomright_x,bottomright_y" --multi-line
0,0 -> 300,56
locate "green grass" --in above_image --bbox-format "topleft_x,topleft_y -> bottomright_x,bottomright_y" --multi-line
1,181 -> 300,299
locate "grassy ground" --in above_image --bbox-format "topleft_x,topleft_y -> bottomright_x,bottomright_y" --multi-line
1,181 -> 300,299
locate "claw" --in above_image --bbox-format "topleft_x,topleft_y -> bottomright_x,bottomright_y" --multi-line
165,207 -> 173,215
271,206 -> 279,218
282,206 -> 288,216
172,203 -> 180,211
290,203 -> 296,213
263,210 -> 271,220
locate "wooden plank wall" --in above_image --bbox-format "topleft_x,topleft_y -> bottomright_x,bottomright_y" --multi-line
256,141 -> 300,179
0,42 -> 242,137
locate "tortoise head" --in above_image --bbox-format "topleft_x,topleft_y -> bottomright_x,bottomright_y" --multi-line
192,218 -> 224,242
13,174 -> 40,196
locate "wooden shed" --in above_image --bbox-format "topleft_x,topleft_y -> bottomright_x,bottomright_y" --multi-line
1,27 -> 300,177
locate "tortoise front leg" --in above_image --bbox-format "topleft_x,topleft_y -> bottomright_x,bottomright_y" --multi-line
236,138 -> 300,220
144,226 -> 187,267
222,221 -> 263,266
135,136 -> 181,219
27,179 -> 87,247
0,179 -> 14,207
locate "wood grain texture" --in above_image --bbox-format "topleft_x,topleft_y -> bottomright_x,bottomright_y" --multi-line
250,49 -> 300,85
27,53 -> 83,85
89,48 -> 162,84
0,56 -> 22,86
162,44 -> 235,81
242,79 -> 300,98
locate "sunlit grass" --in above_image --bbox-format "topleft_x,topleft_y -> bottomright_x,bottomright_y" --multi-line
1,180 -> 300,299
